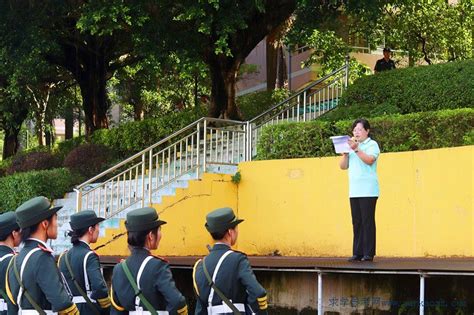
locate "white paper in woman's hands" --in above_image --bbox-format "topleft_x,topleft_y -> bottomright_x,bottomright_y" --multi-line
330,135 -> 351,153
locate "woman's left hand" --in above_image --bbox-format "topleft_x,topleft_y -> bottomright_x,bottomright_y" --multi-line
348,138 -> 359,151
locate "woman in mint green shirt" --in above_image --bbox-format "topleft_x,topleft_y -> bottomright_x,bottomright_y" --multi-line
339,119 -> 380,262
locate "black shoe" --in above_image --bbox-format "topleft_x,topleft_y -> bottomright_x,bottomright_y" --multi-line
361,255 -> 374,262
348,255 -> 363,262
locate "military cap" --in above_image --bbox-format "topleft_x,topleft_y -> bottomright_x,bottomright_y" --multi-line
205,207 -> 244,233
383,47 -> 392,52
0,211 -> 20,238
16,196 -> 62,229
125,207 -> 166,232
70,210 -> 105,230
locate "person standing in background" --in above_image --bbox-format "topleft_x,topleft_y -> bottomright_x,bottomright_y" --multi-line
340,119 -> 380,262
374,47 -> 396,73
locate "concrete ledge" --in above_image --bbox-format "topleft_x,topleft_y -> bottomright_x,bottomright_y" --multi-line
99,255 -> 474,273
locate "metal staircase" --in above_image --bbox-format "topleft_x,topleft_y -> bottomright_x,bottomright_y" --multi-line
74,62 -> 349,220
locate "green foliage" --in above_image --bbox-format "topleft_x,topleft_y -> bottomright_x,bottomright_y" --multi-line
63,144 -> 116,179
257,120 -> 336,160
231,171 -> 241,184
322,60 -> 474,121
0,157 -> 12,177
0,168 -> 81,213
109,55 -> 211,122
7,151 -> 61,175
257,108 -> 474,160
303,29 -> 371,82
91,107 -> 206,157
237,89 -> 290,121
53,136 -> 87,160
350,0 -> 473,64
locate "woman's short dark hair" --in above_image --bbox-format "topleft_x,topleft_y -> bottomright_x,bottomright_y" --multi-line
21,216 -> 54,242
210,229 -> 231,241
0,228 -> 20,242
352,119 -> 371,131
127,227 -> 158,247
68,226 -> 94,244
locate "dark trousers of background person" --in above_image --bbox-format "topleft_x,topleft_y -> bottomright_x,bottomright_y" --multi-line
350,197 -> 378,257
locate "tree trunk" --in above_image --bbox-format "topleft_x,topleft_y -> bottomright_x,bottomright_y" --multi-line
78,61 -> 109,136
132,100 -> 144,121
207,54 -> 242,120
54,42 -> 110,137
45,119 -> 54,147
276,45 -> 287,89
266,37 -> 278,91
3,127 -> 21,159
35,110 -> 45,146
64,105 -> 74,139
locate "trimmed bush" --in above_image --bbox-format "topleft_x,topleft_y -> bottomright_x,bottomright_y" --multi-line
54,136 -> 86,160
0,158 -> 12,177
64,143 -> 116,178
0,168 -> 80,213
91,107 -> 206,157
7,151 -> 61,175
237,88 -> 290,121
322,60 -> 474,121
257,108 -> 474,160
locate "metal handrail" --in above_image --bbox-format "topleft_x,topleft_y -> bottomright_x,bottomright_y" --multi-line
249,63 -> 348,124
76,117 -> 245,188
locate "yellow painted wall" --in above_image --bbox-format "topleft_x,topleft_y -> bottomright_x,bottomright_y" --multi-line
237,146 -> 473,257
94,173 -> 237,257
96,146 -> 473,258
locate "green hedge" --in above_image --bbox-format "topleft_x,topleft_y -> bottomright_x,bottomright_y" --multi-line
257,108 -> 474,160
237,89 -> 289,121
0,168 -> 82,212
91,107 -> 206,157
322,60 -> 474,121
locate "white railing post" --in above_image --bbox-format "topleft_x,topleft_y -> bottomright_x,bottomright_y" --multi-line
196,121 -> 200,178
141,154 -> 146,207
245,121 -> 250,161
297,95 -> 300,122
419,274 -> 425,315
303,91 -> 307,122
75,188 -> 82,213
317,272 -> 323,314
148,149 -> 153,206
344,55 -> 350,88
203,119 -> 207,174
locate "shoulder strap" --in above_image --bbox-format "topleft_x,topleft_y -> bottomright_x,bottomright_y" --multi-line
11,249 -> 46,315
82,251 -> 94,294
64,251 -> 100,315
0,254 -> 14,301
120,259 -> 157,315
0,253 -> 13,262
202,251 -> 240,315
